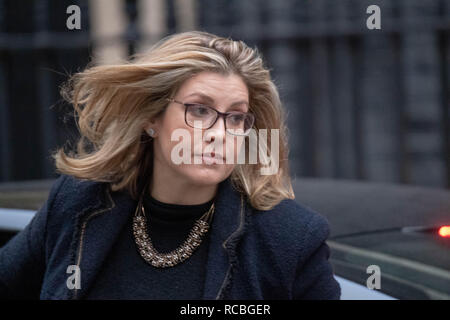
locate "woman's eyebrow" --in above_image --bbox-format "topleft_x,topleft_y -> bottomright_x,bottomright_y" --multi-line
184,92 -> 249,107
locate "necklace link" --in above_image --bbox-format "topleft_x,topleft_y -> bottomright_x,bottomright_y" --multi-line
132,195 -> 215,268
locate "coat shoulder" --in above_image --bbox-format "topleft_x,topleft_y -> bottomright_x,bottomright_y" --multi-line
249,198 -> 331,253
45,174 -> 110,226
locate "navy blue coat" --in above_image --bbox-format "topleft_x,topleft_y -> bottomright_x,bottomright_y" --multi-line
0,174 -> 341,300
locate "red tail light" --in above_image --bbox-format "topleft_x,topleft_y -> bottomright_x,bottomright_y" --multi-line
438,226 -> 450,238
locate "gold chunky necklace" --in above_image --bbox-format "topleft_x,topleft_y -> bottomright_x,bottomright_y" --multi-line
132,190 -> 215,268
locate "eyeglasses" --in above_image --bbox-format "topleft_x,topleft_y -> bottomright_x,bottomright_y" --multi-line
166,98 -> 255,136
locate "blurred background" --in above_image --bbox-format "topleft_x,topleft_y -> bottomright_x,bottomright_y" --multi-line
0,0 -> 449,190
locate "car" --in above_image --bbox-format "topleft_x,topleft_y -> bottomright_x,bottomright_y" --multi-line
293,178 -> 450,300
1,177 -> 449,299
0,179 -> 54,248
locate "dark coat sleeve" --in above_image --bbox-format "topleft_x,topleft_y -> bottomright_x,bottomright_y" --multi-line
0,175 -> 66,299
292,214 -> 341,300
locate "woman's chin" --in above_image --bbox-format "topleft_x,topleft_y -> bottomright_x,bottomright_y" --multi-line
180,164 -> 232,186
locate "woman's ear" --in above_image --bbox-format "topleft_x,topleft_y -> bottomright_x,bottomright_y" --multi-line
143,119 -> 159,138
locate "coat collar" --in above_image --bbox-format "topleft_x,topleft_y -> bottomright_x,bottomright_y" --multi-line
66,176 -> 248,300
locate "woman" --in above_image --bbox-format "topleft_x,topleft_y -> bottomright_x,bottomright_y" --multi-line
0,31 -> 340,300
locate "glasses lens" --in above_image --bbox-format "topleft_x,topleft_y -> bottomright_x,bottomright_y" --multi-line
186,104 -> 217,128
226,113 -> 255,136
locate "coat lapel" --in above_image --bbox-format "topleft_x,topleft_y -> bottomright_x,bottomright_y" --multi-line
201,177 -> 248,300
69,186 -> 137,299
63,176 -> 247,300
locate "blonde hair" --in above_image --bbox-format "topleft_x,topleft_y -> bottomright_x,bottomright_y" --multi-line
53,31 -> 294,211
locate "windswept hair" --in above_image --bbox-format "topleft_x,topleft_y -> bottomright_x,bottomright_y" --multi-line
53,31 -> 294,210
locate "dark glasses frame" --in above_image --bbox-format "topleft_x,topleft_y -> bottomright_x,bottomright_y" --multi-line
166,98 -> 255,136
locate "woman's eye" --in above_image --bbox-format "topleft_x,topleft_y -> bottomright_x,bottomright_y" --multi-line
191,105 -> 211,116
229,114 -> 244,123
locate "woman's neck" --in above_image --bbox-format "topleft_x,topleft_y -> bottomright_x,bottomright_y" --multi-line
148,168 -> 218,205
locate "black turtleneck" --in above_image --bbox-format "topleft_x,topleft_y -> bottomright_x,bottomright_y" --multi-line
85,192 -> 216,300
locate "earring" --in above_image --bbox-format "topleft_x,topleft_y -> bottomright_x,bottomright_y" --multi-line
147,128 -> 155,137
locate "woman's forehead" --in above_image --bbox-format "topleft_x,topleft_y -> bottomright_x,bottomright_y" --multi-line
177,72 -> 249,101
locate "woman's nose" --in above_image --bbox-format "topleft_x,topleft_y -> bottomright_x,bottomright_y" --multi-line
205,115 -> 227,141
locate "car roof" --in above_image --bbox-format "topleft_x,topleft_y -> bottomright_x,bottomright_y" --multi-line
0,179 -> 54,210
0,208 -> 35,231
292,178 -> 450,237
1,177 -> 449,237
334,275 -> 396,300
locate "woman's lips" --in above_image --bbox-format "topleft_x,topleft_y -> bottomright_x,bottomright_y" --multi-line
194,153 -> 225,164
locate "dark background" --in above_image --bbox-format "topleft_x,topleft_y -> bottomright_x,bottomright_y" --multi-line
0,0 -> 449,190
